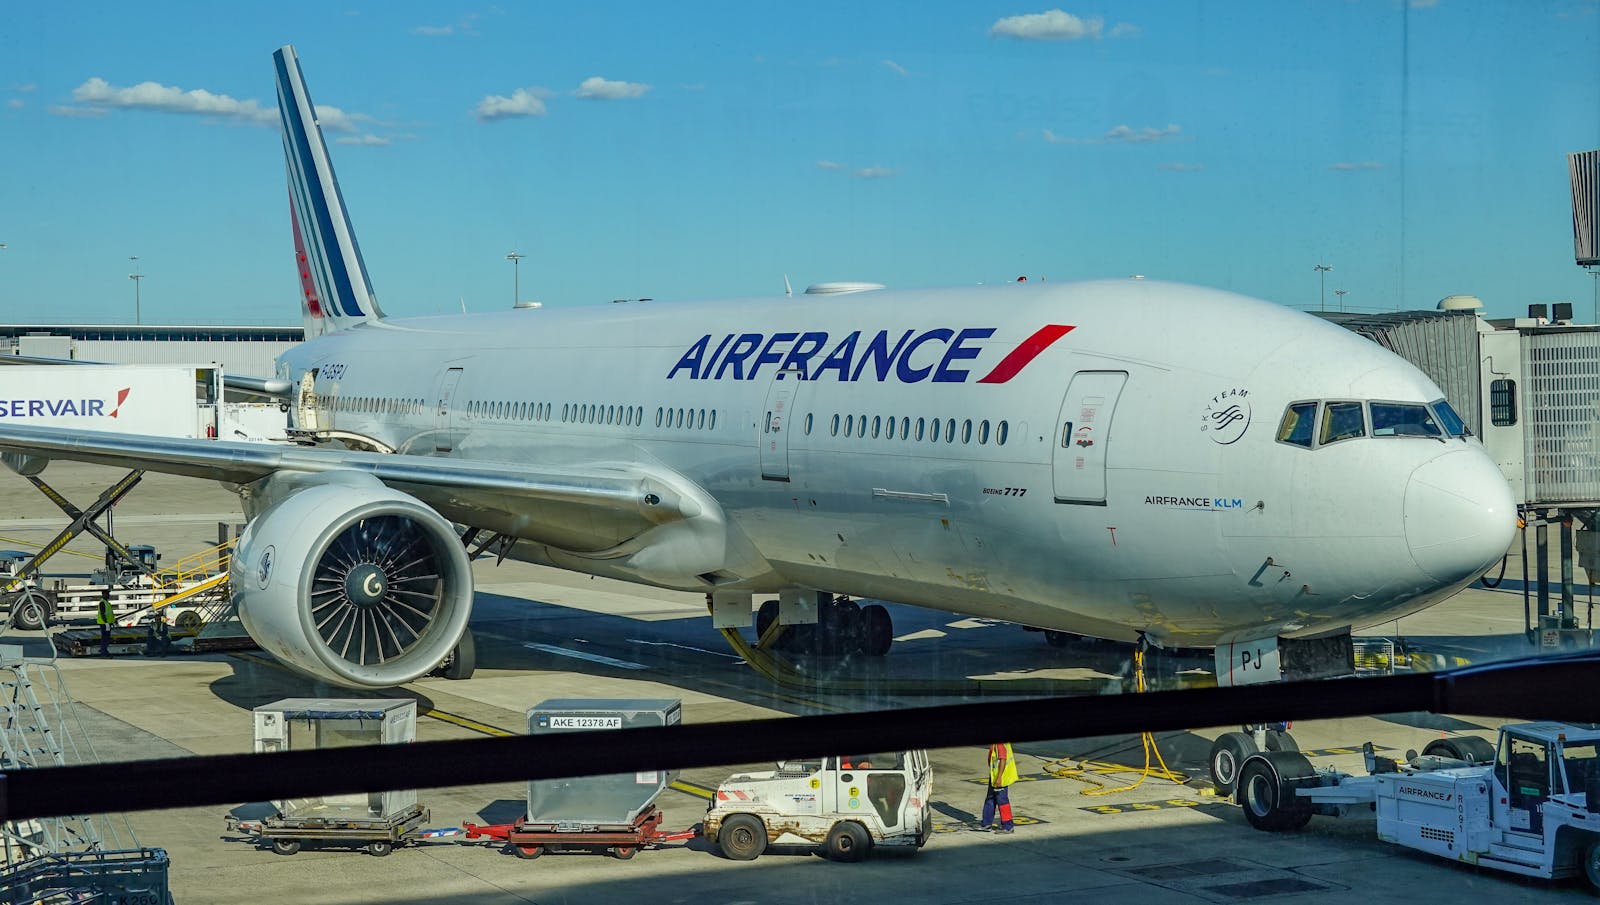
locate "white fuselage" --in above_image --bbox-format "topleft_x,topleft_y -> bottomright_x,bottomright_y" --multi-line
274,278 -> 1515,647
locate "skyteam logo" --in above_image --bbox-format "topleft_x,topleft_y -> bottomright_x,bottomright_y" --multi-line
0,387 -> 131,419
667,324 -> 1074,383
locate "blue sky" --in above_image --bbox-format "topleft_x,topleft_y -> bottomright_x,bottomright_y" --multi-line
1,1 -> 1598,325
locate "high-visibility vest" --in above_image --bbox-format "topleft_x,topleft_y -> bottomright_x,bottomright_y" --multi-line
989,743 -> 1018,788
96,598 -> 114,625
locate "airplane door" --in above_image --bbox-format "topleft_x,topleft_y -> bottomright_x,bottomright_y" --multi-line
434,367 -> 464,453
1052,371 -> 1127,504
760,368 -> 802,481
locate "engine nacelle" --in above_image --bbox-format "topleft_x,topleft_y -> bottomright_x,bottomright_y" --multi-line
231,473 -> 473,688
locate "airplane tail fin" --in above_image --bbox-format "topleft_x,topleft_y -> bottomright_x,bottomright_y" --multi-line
273,45 -> 384,337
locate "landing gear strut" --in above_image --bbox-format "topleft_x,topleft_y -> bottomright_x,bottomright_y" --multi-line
756,594 -> 892,657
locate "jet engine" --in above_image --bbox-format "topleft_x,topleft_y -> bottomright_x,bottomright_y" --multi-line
231,474 -> 473,688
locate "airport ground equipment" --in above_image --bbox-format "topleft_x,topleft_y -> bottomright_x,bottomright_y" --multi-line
0,848 -> 173,904
462,699 -> 684,859
1235,721 -> 1600,890
703,750 -> 933,862
462,804 -> 697,860
229,698 -> 427,856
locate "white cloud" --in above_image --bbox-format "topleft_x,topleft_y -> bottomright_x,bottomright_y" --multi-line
1109,22 -> 1142,37
816,160 -> 845,170
1158,162 -> 1204,172
882,59 -> 908,77
990,9 -> 1104,41
66,77 -> 276,124
335,134 -> 390,146
573,76 -> 650,100
1408,0 -> 1438,8
1044,123 -> 1185,145
309,104 -> 369,133
475,88 -> 549,121
17,83 -> 37,93
6,99 -> 22,110
854,166 -> 897,179
411,24 -> 454,36
1329,161 -> 1384,171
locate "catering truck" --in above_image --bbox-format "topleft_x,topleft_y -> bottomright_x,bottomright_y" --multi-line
0,364 -> 222,439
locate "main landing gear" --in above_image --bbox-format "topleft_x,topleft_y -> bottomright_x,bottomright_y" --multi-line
1209,723 -> 1298,797
755,593 -> 893,658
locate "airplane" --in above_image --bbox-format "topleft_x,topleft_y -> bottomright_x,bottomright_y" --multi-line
0,45 -> 1515,693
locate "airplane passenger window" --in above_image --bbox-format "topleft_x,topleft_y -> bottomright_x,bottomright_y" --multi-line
915,418 -> 925,441
845,415 -> 854,436
1431,399 -> 1469,437
872,416 -> 881,439
676,408 -> 685,428
1319,401 -> 1366,445
831,414 -> 840,436
900,416 -> 910,440
962,420 -> 973,444
698,409 -> 706,430
945,419 -> 956,443
979,420 -> 990,445
709,410 -> 717,430
654,407 -> 661,427
997,420 -> 1008,445
805,414 -> 813,435
1277,402 -> 1317,448
1370,402 -> 1442,438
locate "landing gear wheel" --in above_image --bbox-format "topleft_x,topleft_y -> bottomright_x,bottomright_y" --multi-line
825,598 -> 864,655
12,592 -> 49,632
826,821 -> 871,862
1423,736 -> 1495,765
440,628 -> 476,680
718,814 -> 767,861
511,843 -> 543,860
1209,732 -> 1259,797
366,840 -> 393,857
1238,753 -> 1315,832
1264,730 -> 1298,753
271,839 -> 301,856
862,604 -> 893,657
612,845 -> 637,860
756,599 -> 779,643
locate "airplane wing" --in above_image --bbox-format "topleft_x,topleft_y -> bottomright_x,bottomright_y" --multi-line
0,423 -> 698,554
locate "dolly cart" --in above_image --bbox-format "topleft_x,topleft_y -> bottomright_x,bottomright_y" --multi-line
227,804 -> 429,856
463,805 -> 697,860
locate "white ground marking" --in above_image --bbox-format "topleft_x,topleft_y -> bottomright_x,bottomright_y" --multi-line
523,642 -> 648,670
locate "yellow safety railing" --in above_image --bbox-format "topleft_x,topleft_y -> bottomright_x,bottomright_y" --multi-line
153,540 -> 233,592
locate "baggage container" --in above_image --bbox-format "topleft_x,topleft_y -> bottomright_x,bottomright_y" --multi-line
254,698 -> 418,823
525,698 -> 680,827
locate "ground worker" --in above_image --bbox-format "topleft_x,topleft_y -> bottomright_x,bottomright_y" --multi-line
979,742 -> 1018,832
96,588 -> 114,657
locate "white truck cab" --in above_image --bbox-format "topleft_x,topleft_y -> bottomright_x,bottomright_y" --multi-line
1237,721 -> 1600,890
704,750 -> 933,862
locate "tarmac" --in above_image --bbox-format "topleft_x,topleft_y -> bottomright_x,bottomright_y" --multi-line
0,461 -> 1594,903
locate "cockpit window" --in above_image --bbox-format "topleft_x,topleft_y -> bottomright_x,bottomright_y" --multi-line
1319,401 -> 1366,445
1277,402 -> 1317,448
1430,399 -> 1470,437
1370,402 -> 1442,438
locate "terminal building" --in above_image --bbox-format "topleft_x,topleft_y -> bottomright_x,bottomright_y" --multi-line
0,324 -> 302,379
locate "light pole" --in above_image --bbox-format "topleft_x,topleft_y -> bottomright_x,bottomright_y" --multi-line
1333,289 -> 1348,311
505,251 -> 525,306
1313,263 -> 1332,310
128,256 -> 143,324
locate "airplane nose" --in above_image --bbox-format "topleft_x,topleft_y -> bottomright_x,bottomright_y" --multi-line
1404,449 -> 1518,584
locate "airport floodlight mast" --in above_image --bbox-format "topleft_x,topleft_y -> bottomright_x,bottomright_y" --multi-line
1314,263 -> 1332,310
128,256 -> 143,325
1334,289 -> 1348,311
505,251 -> 525,306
